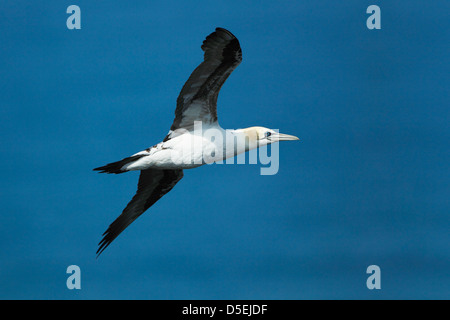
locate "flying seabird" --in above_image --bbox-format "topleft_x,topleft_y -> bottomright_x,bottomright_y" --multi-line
94,28 -> 299,256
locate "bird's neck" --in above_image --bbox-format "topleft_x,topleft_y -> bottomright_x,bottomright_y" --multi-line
227,128 -> 260,153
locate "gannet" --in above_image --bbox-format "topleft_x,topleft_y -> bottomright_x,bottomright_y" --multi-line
94,28 -> 299,256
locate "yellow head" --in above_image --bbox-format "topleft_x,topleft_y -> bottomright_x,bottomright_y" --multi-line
239,126 -> 299,148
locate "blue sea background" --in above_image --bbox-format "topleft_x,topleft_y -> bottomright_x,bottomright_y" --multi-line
0,1 -> 448,299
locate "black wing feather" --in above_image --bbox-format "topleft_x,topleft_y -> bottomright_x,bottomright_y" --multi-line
168,27 -> 242,134
96,169 -> 184,257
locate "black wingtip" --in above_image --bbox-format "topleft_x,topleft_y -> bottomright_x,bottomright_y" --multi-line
93,154 -> 147,174
93,164 -> 124,174
96,235 -> 112,258
96,223 -> 122,258
96,243 -> 108,258
201,27 -> 242,64
214,27 -> 236,38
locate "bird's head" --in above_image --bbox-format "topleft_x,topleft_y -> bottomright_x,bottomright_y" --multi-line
241,126 -> 299,148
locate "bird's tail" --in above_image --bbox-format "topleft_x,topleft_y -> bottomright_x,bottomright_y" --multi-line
93,154 -> 147,174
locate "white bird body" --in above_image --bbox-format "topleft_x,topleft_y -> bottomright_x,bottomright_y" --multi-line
94,28 -> 299,256
124,125 -> 266,171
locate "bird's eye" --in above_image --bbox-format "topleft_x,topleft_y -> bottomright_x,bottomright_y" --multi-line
265,131 -> 272,138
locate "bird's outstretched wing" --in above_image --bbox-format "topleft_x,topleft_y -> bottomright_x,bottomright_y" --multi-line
97,169 -> 184,257
167,27 -> 242,136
